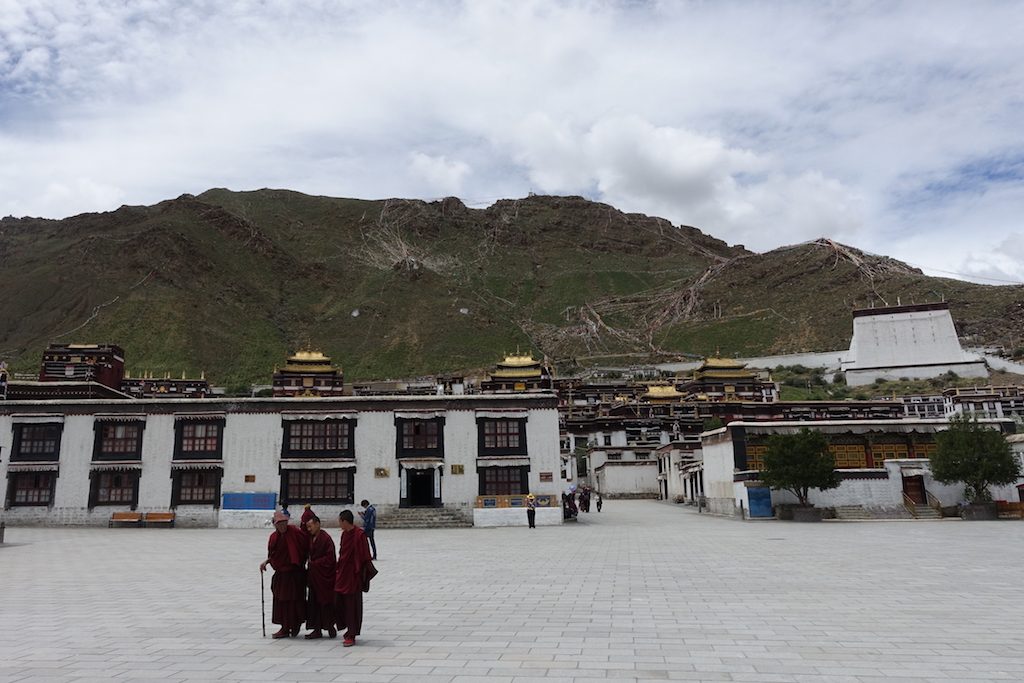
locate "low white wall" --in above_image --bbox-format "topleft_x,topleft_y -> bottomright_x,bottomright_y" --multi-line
846,362 -> 987,387
597,463 -> 659,497
473,507 -> 562,527
218,510 -> 275,528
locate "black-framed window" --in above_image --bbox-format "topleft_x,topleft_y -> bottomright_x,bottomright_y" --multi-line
174,420 -> 225,460
89,471 -> 140,509
11,423 -> 63,461
171,469 -> 222,507
477,418 -> 527,456
478,466 -> 529,495
396,417 -> 445,458
93,422 -> 144,460
6,472 -> 57,507
282,420 -> 354,458
281,469 -> 354,503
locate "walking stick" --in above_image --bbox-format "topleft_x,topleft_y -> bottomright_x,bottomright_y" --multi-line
260,568 -> 267,638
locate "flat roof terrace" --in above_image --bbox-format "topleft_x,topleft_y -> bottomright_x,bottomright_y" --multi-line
1,501 -> 1023,682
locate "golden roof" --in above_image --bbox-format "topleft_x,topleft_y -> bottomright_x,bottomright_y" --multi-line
643,384 -> 682,399
700,356 -> 746,369
288,350 -> 331,363
282,364 -> 337,374
281,349 -> 340,374
498,353 -> 540,368
491,368 -> 543,379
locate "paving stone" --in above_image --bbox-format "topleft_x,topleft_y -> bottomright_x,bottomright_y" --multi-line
2,501 -> 1024,682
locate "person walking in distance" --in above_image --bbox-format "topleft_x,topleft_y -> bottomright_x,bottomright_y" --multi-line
335,510 -> 371,647
259,511 -> 308,639
358,499 -> 377,560
596,492 -> 603,512
526,493 -> 537,528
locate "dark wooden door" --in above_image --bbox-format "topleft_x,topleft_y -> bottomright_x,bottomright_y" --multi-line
408,469 -> 435,507
902,475 -> 926,504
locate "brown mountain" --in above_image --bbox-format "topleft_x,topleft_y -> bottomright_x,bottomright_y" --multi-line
1,189 -> 1020,389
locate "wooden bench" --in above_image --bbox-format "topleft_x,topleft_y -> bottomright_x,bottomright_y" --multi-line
996,501 -> 1024,519
109,511 -> 142,528
143,512 -> 176,528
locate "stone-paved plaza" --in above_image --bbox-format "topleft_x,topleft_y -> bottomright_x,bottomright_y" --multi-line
2,501 -> 1023,683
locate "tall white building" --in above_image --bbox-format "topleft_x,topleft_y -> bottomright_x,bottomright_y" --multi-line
841,303 -> 987,386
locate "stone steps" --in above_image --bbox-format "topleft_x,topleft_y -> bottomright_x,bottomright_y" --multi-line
833,505 -> 913,521
376,508 -> 473,529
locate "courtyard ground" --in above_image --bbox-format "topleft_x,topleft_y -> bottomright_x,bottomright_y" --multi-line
1,501 -> 1022,682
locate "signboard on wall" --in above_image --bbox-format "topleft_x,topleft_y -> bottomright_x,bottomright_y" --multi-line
222,492 -> 277,510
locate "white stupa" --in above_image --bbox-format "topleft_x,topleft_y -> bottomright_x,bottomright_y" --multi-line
841,302 -> 987,386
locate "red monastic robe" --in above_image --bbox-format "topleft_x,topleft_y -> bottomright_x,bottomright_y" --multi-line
299,507 -> 315,532
334,526 -> 370,594
267,524 -> 308,629
334,525 -> 371,639
307,530 -> 336,603
305,529 -> 337,631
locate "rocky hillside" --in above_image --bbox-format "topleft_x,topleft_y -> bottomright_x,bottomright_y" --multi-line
1,189 -> 1020,389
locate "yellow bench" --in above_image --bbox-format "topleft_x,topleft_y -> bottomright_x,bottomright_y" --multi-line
143,512 -> 176,528
109,511 -> 142,527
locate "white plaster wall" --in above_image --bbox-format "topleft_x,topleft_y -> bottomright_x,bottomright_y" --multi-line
847,309 -> 975,368
138,415 -> 172,510
806,477 -> 898,507
473,507 -> 562,527
221,413 -> 283,498
524,408 -> 561,498
52,415 -> 92,509
2,397 -> 562,527
587,450 -> 608,474
701,440 -> 735,502
440,410 -> 478,510
352,411 -> 397,506
598,463 -> 659,497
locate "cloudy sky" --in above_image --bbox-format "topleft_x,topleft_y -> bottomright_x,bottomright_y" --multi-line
2,1 -> 1023,283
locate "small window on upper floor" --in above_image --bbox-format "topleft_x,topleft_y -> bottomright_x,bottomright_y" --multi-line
477,418 -> 527,456
281,419 -> 354,459
175,420 -> 225,460
93,422 -> 144,460
396,418 -> 444,458
11,424 -> 63,462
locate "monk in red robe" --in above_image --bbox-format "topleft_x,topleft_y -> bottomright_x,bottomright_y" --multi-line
299,503 -> 315,532
335,509 -> 371,646
260,510 -> 308,638
303,514 -> 337,639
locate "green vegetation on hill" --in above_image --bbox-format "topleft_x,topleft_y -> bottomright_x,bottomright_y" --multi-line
775,368 -> 1024,401
2,189 -> 1023,387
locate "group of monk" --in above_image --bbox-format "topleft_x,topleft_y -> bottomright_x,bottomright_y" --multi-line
259,503 -> 373,646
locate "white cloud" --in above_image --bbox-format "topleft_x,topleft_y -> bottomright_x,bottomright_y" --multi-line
408,152 -> 471,197
0,1 -> 1021,278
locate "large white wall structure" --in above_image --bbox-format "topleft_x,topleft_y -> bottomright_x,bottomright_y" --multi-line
841,303 -> 987,386
0,394 -> 561,527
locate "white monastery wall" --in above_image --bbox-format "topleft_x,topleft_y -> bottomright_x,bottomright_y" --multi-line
596,462 -> 659,498
0,395 -> 559,527
848,309 -> 973,368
